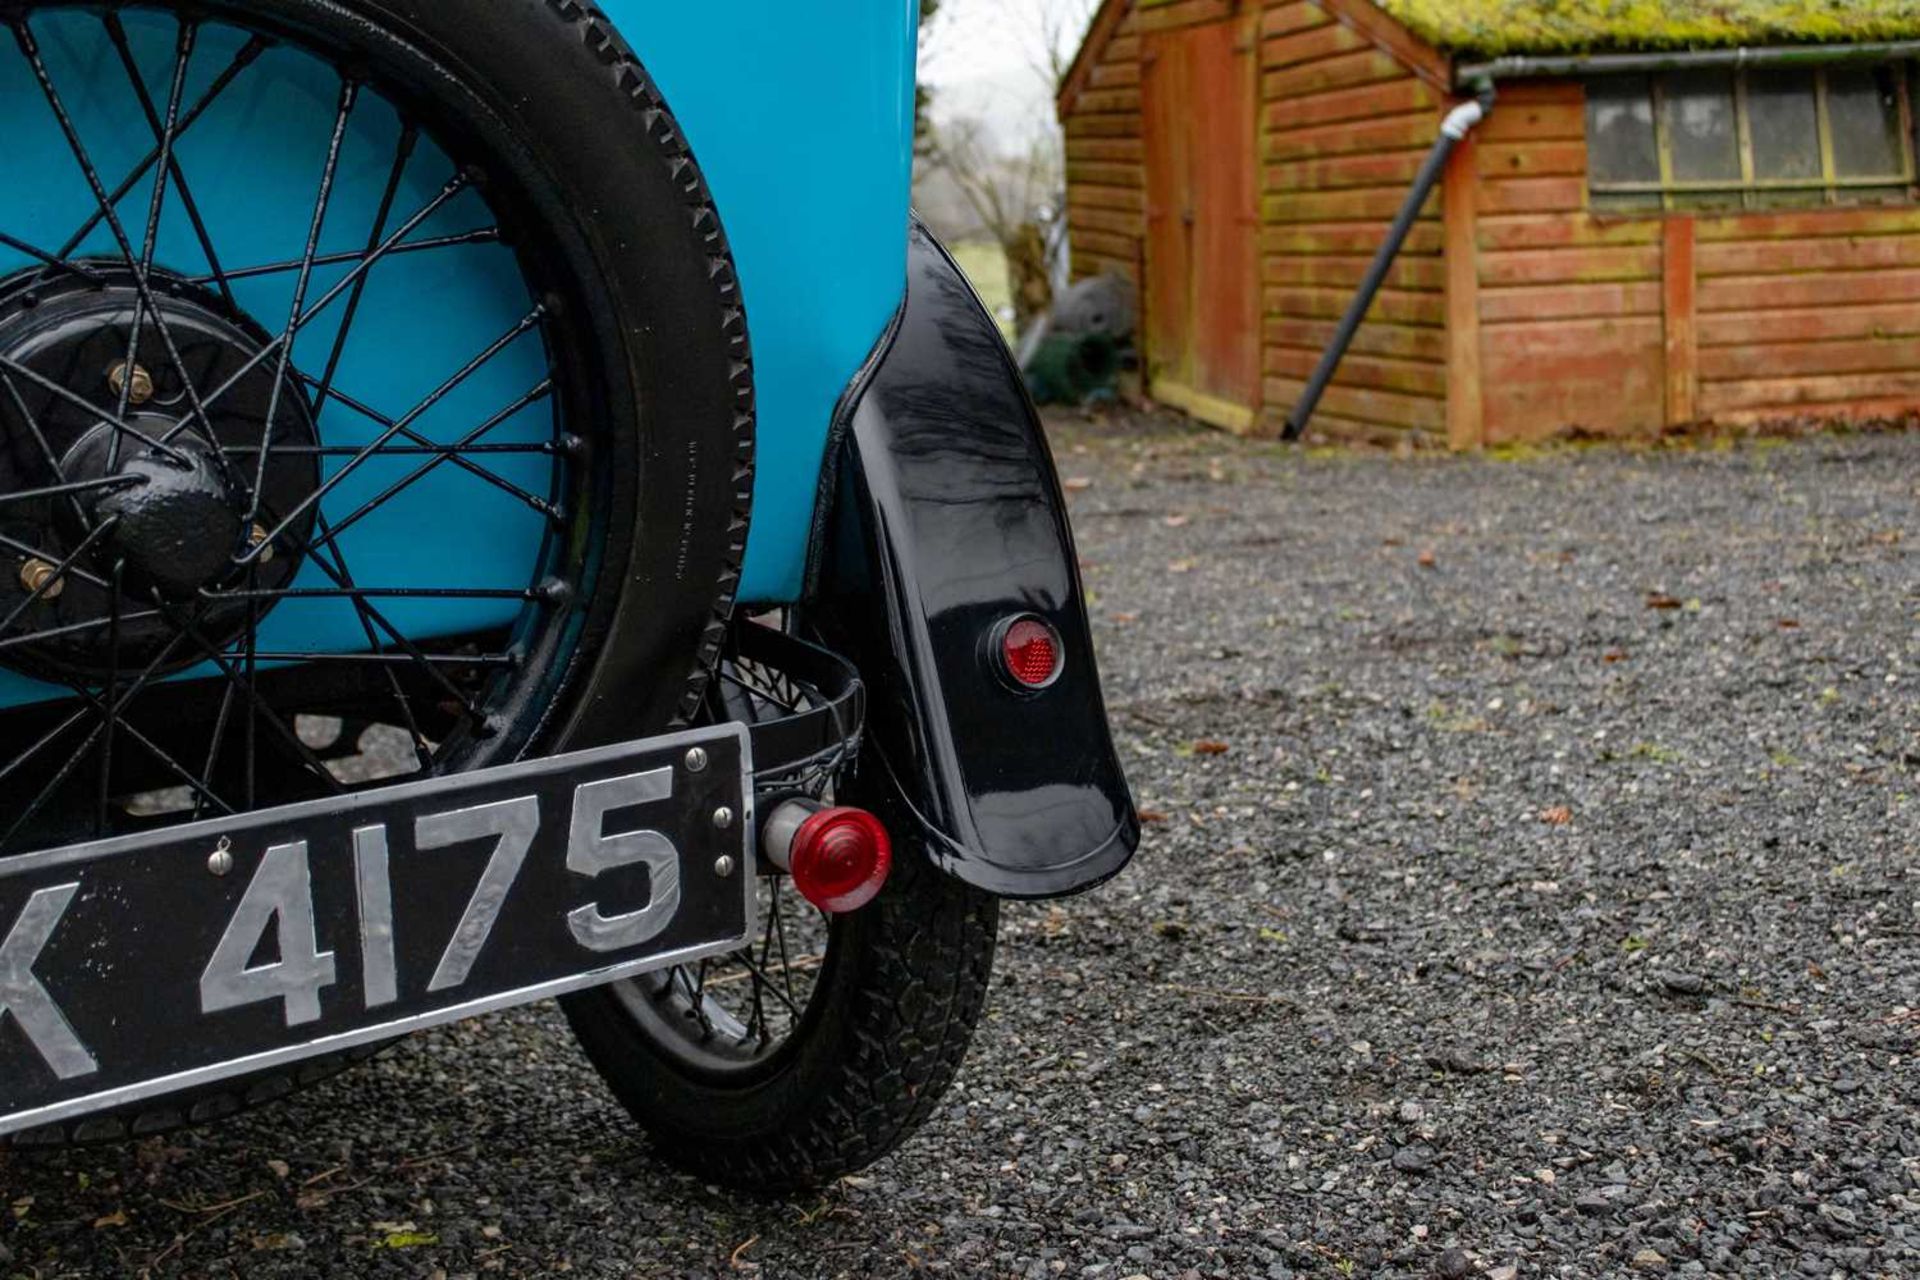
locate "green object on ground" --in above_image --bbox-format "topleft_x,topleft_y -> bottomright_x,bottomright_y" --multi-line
1024,331 -> 1121,406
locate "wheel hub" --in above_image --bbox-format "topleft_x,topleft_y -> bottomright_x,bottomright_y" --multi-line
65,428 -> 243,596
0,267 -> 320,681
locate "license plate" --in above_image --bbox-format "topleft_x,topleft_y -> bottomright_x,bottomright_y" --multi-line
0,725 -> 753,1138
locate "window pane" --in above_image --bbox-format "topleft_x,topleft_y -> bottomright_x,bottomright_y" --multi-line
1748,69 -> 1821,181
1827,66 -> 1906,179
1587,75 -> 1658,186
1663,70 -> 1740,183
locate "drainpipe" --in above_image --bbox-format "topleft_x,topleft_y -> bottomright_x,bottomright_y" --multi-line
1283,36 -> 1920,441
1283,84 -> 1495,440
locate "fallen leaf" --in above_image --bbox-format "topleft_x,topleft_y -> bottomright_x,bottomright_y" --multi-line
373,1232 -> 441,1251
1191,740 -> 1230,756
1137,809 -> 1169,825
1166,559 -> 1196,574
1539,805 -> 1573,825
1109,611 -> 1139,624
1381,537 -> 1404,547
1777,618 -> 1800,629
730,1234 -> 761,1269
1162,514 -> 1190,528
93,1209 -> 128,1230
1417,549 -> 1437,569
267,1159 -> 290,1180
1646,593 -> 1683,610
1603,648 -> 1630,663
1062,476 -> 1093,492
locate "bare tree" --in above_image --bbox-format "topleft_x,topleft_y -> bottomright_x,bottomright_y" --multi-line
916,0 -> 942,157
921,0 -> 1096,334
928,115 -> 1061,332
989,0 -> 1098,90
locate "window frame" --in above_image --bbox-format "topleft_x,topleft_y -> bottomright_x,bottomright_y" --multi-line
1586,64 -> 1917,212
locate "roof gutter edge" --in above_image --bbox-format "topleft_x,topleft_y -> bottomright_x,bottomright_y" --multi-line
1455,39 -> 1920,91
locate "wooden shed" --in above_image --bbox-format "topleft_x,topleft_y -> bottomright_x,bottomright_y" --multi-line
1058,0 -> 1920,445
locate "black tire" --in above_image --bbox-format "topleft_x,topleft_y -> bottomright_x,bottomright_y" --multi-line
563,838 -> 999,1193
1,0 -> 750,1147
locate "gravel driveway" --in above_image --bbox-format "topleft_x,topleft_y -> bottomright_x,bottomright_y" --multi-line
3,415 -> 1915,1280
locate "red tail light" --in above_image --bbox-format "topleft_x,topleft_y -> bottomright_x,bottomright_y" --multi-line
787,806 -> 893,914
996,615 -> 1064,689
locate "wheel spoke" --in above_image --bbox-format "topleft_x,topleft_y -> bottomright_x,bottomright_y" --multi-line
200,650 -> 514,668
248,77 -> 361,527
193,228 -> 500,286
0,612 -> 213,848
0,515 -> 119,637
191,673 -> 239,822
0,530 -> 113,592
158,173 -> 473,443
220,440 -> 556,458
308,505 -> 432,773
201,585 -> 536,602
310,121 -> 417,431
237,306 -> 544,563
102,16 -> 198,459
147,596 -> 347,797
0,370 -> 97,538
104,14 -> 238,313
9,18 -> 232,461
734,949 -> 806,1023
245,516 -> 495,722
0,608 -> 166,655
0,231 -> 104,284
94,562 -> 123,835
0,474 -> 141,509
771,889 -> 799,1012
39,33 -> 268,274
0,353 -> 189,464
297,377 -> 558,554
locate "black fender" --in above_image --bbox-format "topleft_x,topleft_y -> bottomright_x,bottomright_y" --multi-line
803,222 -> 1138,900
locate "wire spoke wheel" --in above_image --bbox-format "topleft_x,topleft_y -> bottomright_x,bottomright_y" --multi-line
612,642 -> 851,1076
0,0 -> 752,1145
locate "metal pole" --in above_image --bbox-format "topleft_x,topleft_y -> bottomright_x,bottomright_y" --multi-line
1283,91 -> 1492,441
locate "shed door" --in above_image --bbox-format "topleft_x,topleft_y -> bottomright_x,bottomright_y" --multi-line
1142,13 -> 1260,431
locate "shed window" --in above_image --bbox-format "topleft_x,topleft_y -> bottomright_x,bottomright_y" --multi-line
1586,66 -> 1916,212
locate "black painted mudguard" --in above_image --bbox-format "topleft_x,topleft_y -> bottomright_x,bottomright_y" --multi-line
803,222 -> 1138,900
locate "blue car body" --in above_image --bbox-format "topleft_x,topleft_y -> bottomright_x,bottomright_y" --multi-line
624,2 -> 919,603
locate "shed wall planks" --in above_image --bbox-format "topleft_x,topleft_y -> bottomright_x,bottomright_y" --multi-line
1062,1 -> 1920,440
1064,12 -> 1146,285
1692,206 -> 1920,421
1254,0 -> 1446,439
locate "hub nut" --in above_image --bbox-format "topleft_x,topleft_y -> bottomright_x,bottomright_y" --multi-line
107,360 -> 154,407
19,558 -> 63,601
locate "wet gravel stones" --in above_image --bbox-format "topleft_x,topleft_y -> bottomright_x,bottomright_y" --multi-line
2,414 -> 1915,1278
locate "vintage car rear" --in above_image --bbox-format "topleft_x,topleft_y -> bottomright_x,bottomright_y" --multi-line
0,0 -> 1135,1189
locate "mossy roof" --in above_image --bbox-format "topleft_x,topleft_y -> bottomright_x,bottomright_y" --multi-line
1373,1 -> 1920,58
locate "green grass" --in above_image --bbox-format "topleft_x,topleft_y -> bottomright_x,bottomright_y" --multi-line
947,239 -> 1014,341
1380,0 -> 1920,57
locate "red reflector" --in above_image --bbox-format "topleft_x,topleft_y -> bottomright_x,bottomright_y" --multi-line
788,807 -> 893,914
1000,616 -> 1063,688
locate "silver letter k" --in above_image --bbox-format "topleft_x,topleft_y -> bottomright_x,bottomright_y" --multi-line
0,884 -> 99,1081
